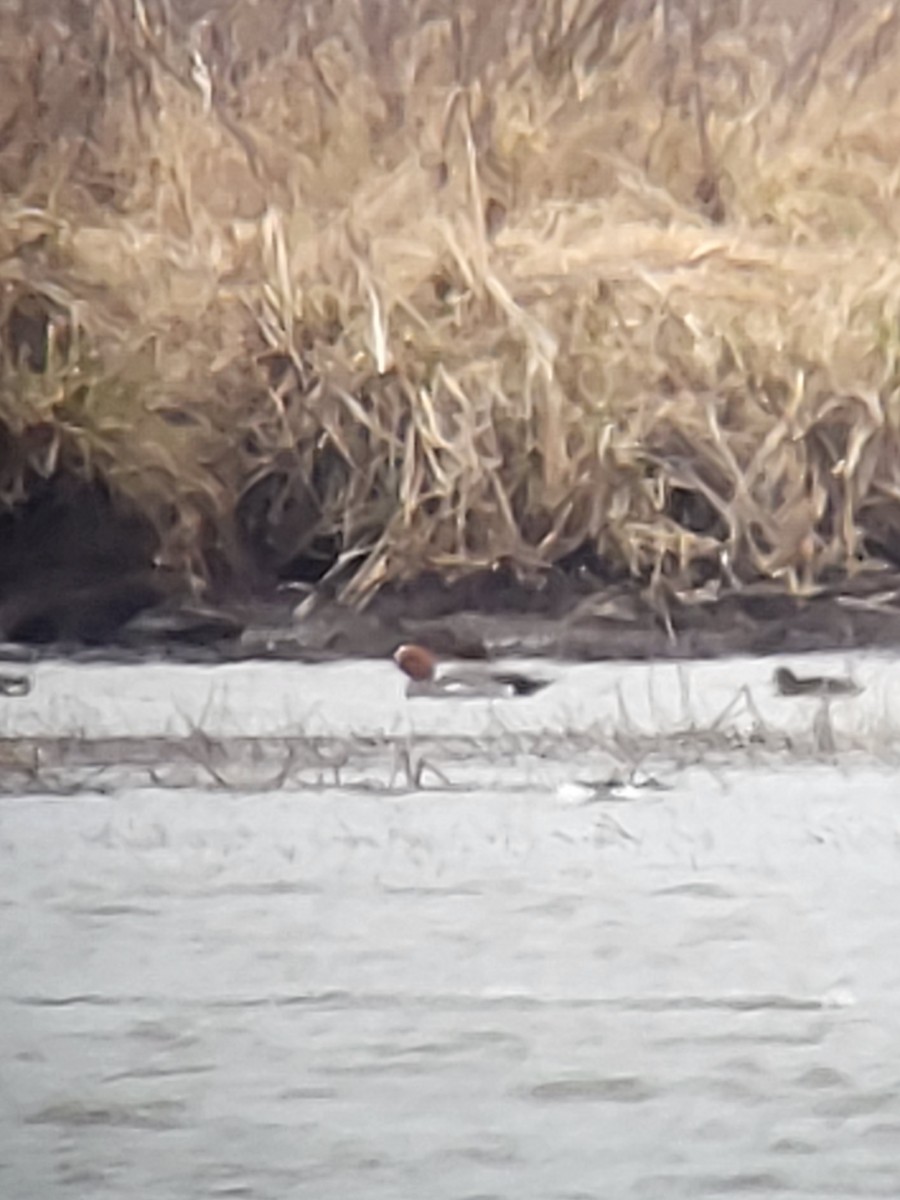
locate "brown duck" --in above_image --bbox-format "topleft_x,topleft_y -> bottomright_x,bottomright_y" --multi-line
774,667 -> 861,698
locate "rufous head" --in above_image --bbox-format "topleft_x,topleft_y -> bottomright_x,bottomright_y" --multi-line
393,643 -> 437,682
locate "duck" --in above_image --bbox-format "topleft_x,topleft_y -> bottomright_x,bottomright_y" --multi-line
0,672 -> 31,697
773,666 -> 861,698
393,643 -> 550,699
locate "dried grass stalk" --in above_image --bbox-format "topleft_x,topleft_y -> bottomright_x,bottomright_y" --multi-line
2,0 -> 900,605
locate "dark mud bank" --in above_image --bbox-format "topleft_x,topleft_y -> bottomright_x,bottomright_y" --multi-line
2,465 -> 900,664
2,557 -> 900,666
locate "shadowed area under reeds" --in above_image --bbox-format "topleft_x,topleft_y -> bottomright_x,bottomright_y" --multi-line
3,0 -> 900,634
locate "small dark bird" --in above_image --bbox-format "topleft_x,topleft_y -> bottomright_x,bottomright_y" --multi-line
0,673 -> 31,697
774,666 -> 861,698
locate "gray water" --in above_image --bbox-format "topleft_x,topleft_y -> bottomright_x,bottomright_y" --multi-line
2,655 -> 900,1198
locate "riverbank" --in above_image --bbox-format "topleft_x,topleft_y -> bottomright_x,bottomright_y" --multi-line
4,565 -> 900,668
3,1 -> 900,655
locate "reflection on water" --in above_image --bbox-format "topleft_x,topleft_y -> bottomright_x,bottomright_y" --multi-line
2,658 -> 900,1198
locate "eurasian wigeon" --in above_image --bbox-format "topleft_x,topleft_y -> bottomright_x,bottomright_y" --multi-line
393,643 -> 550,699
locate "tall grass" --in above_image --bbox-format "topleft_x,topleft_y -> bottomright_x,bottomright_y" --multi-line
2,0 -> 900,605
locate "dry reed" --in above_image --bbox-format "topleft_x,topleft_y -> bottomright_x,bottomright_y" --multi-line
3,0 -> 900,606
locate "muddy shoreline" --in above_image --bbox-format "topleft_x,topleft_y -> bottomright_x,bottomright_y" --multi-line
2,569 -> 900,667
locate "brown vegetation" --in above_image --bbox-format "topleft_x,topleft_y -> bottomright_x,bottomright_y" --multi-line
3,0 -> 900,615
